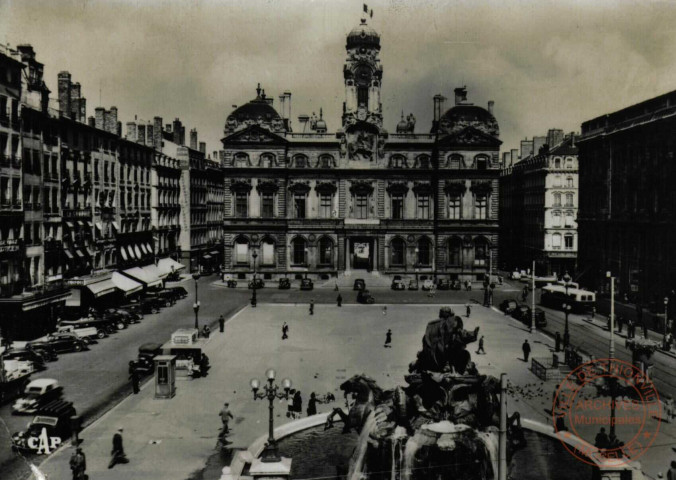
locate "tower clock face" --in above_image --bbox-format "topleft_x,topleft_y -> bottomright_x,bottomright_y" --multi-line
355,65 -> 372,87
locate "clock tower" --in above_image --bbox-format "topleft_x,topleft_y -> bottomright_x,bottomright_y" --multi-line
342,18 -> 383,129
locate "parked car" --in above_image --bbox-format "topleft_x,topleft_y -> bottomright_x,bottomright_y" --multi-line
437,278 -> 451,290
226,279 -> 238,288
24,343 -> 58,362
166,286 -> 188,299
450,279 -> 462,290
56,324 -> 103,341
155,289 -> 178,307
353,279 -> 366,291
129,342 -> 163,376
27,333 -> 88,354
408,279 -> 419,290
278,278 -> 291,289
11,400 -> 76,452
510,271 -> 522,280
99,308 -> 140,324
357,289 -> 375,304
137,298 -> 163,315
512,305 -> 547,327
2,349 -> 47,371
12,379 -> 64,414
499,299 -> 519,314
248,278 -> 265,289
391,275 -> 406,290
118,303 -> 144,319
59,318 -> 114,338
300,278 -> 314,291
422,279 -> 435,291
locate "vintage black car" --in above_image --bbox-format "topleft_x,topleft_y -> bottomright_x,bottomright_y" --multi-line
357,289 -> 375,304
450,279 -> 463,290
391,275 -> 406,290
499,299 -> 519,314
129,342 -> 163,376
512,305 -> 547,327
99,308 -> 140,324
118,303 -> 145,319
166,286 -> 189,299
408,279 -> 419,290
27,333 -> 88,354
23,343 -> 58,362
278,278 -> 291,289
12,400 -> 76,453
59,318 -> 115,338
300,278 -> 314,290
12,379 -> 64,414
2,349 -> 47,371
353,279 -> 366,291
138,297 -> 165,314
248,278 -> 265,289
437,278 -> 451,290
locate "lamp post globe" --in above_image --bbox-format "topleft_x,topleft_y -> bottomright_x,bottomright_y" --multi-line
250,369 -> 292,463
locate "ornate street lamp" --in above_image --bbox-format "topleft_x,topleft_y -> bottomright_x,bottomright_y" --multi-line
250,369 -> 292,463
251,248 -> 258,308
562,303 -> 571,348
562,271 -> 573,297
192,271 -> 201,331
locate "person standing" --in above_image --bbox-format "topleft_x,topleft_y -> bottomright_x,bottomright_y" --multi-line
70,447 -> 86,480
219,315 -> 225,333
522,339 -> 531,362
293,391 -> 303,417
307,392 -> 318,416
466,304 -> 471,318
282,322 -> 289,340
668,461 -> 676,480
309,300 -> 314,316
109,428 -> 128,469
384,329 -> 392,348
337,294 -> 342,307
476,336 -> 485,355
627,319 -> 634,338
219,402 -> 234,436
664,394 -> 674,422
591,305 -> 596,319
643,321 -> 649,339
617,315 -> 624,334
129,369 -> 140,394
555,332 -> 561,352
594,427 -> 609,449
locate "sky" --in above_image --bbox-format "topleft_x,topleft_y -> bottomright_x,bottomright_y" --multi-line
2,0 -> 676,155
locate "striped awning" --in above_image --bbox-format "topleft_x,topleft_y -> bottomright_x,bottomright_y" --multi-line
157,257 -> 185,275
120,247 -> 128,261
112,271 -> 143,295
87,278 -> 117,298
122,267 -> 163,289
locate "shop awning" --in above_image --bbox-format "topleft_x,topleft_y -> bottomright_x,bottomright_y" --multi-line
120,247 -> 128,261
202,254 -> 212,260
65,288 -> 81,307
77,221 -> 85,227
210,250 -> 220,256
65,221 -> 75,229
122,267 -> 163,289
134,245 -> 143,259
87,278 -> 117,298
142,264 -> 167,280
112,271 -> 143,295
64,250 -> 74,259
75,249 -> 86,258
140,243 -> 148,254
157,257 -> 185,275
127,246 -> 136,259
87,221 -> 93,228
145,243 -> 154,255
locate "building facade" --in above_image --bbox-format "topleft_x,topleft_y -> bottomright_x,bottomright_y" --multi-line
500,132 -> 579,276
578,90 -> 676,303
221,20 -> 501,282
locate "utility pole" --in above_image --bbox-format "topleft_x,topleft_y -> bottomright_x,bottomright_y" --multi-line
531,259 -> 535,333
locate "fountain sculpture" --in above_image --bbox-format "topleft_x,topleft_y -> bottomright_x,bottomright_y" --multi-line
325,307 -> 526,480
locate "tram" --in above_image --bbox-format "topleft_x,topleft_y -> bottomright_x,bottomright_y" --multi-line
540,284 -> 596,313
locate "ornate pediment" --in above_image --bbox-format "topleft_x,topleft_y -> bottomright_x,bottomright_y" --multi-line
256,179 -> 279,193
288,180 -> 311,194
470,180 -> 492,194
230,178 -> 253,193
386,181 -> 409,194
439,126 -> 502,148
444,181 -> 467,195
412,181 -> 432,195
315,181 -> 338,194
349,180 -> 375,195
222,125 -> 287,145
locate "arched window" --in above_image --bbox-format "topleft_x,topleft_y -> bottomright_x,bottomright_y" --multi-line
552,233 -> 562,249
416,155 -> 430,169
565,157 -> 574,169
261,238 -> 275,266
553,175 -> 562,187
260,153 -> 276,167
234,153 -> 250,167
319,237 -> 334,265
319,155 -> 335,168
391,238 -> 405,266
565,193 -> 574,207
553,193 -> 561,207
475,155 -> 488,170
417,237 -> 432,266
293,155 -> 308,168
235,237 -> 249,265
566,177 -> 574,188
474,237 -> 489,266
448,154 -> 463,169
553,157 -> 562,168
565,212 -> 574,227
564,234 -> 574,250
292,237 -> 307,265
389,155 -> 407,169
552,211 -> 561,227
448,237 -> 462,266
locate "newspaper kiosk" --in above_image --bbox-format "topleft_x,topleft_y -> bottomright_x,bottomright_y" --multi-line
154,355 -> 176,399
161,329 -> 207,380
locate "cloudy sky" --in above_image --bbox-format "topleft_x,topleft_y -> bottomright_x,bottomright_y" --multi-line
2,0 -> 676,154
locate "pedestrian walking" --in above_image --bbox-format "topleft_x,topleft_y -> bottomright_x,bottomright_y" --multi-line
617,315 -> 624,334
293,391 -> 303,417
202,324 -> 211,338
287,389 -> 296,418
219,315 -> 225,333
337,294 -> 342,307
307,392 -> 318,416
108,428 -> 128,469
522,339 -> 531,362
219,402 -> 234,437
129,370 -> 140,394
555,332 -> 561,352
643,321 -> 649,339
476,336 -> 486,355
309,300 -> 314,315
627,319 -> 634,338
663,394 -> 674,422
282,322 -> 289,340
70,447 -> 86,480
591,306 -> 596,319
594,427 -> 609,449
382,306 -> 387,316
200,353 -> 210,377
384,329 -> 392,348
466,304 -> 471,318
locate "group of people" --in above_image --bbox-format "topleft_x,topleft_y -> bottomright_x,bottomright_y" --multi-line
594,427 -> 625,457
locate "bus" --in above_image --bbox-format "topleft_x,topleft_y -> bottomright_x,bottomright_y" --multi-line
540,284 -> 596,313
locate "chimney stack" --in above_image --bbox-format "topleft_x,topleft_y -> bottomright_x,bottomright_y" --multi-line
126,122 -> 137,142
153,117 -> 163,150
199,142 -> 206,154
116,121 -> 122,137
95,107 -> 105,130
454,86 -> 467,106
146,123 -> 154,147
137,123 -> 146,145
487,100 -> 494,116
172,118 -> 182,145
88,116 -> 95,128
58,72 -> 72,118
190,128 -> 198,150
70,83 -> 81,122
570,131 -> 576,147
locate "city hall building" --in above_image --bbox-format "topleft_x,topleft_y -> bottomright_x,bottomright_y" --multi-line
221,19 -> 501,282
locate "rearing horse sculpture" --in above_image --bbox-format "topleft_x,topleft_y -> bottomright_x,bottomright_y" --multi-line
325,374 -> 385,434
